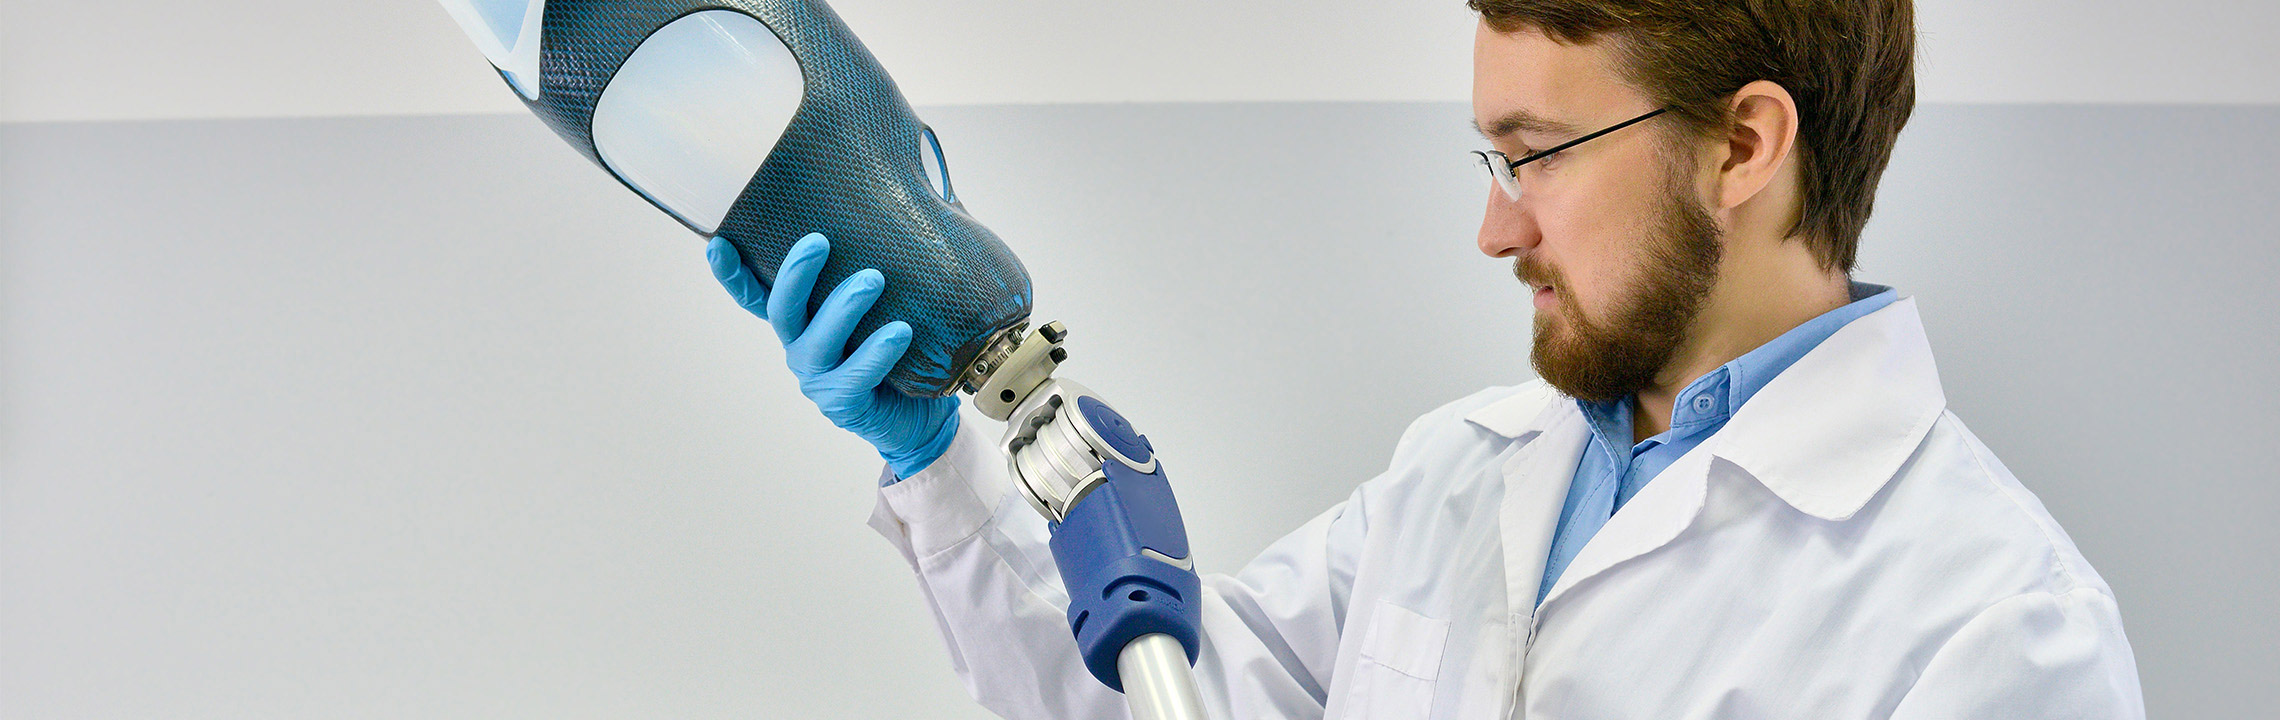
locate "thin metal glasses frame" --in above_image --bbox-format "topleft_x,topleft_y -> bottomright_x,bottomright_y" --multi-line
1472,106 -> 1671,200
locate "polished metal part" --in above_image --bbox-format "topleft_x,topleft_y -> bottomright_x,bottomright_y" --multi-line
966,326 -> 1206,718
1117,633 -> 1209,720
963,320 -> 1067,421
1140,547 -> 1195,571
997,378 -> 1157,523
957,323 -> 1026,395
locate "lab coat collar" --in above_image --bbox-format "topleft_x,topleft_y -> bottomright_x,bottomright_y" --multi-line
1463,296 -> 1947,522
1463,381 -> 1563,439
1711,296 -> 1947,521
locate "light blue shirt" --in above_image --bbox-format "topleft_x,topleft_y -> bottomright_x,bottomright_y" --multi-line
1536,282 -> 1899,605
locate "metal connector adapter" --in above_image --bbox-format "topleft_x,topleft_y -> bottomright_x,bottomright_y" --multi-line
961,320 -> 1069,421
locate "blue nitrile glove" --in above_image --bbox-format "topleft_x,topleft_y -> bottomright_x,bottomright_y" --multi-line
707,233 -> 960,480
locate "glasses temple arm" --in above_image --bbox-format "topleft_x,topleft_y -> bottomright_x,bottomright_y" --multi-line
1508,106 -> 1671,168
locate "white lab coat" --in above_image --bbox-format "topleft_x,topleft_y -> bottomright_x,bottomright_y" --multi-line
867,297 -> 2144,719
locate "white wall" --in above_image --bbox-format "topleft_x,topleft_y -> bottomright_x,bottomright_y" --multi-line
4,0 -> 2279,124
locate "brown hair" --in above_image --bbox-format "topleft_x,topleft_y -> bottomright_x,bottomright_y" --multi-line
1468,0 -> 1915,272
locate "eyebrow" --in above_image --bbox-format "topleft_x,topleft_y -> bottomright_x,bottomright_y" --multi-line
1472,109 -> 1582,140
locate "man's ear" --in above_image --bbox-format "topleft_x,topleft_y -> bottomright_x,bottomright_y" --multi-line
1714,79 -> 1801,212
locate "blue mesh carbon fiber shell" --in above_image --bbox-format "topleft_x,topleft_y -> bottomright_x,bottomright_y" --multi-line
506,0 -> 1032,397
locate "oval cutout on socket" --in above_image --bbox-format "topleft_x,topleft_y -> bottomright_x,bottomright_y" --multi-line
919,125 -> 956,204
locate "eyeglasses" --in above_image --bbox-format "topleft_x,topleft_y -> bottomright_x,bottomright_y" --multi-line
1471,106 -> 1670,202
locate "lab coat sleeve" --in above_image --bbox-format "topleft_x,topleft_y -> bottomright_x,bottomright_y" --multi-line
1888,587 -> 2145,719
868,404 -> 1391,720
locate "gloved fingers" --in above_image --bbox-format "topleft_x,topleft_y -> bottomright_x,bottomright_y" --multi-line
765,232 -> 831,346
786,268 -> 885,376
705,236 -> 770,318
830,320 -> 913,391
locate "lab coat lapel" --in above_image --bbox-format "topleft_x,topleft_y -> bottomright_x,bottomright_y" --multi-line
1480,394 -> 1588,625
1535,441 -> 1713,610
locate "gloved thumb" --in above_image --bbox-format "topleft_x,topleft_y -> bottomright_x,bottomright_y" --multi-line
706,236 -> 770,319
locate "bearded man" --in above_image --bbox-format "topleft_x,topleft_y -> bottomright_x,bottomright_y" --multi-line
710,0 -> 2146,717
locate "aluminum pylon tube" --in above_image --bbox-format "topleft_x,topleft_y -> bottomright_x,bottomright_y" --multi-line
1119,633 -> 1210,720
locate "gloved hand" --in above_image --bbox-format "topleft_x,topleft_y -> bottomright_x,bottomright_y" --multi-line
707,232 -> 960,479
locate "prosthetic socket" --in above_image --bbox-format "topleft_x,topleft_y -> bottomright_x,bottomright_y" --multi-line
438,1 -> 1207,713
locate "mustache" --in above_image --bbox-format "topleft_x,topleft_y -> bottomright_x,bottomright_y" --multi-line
1514,255 -> 1562,290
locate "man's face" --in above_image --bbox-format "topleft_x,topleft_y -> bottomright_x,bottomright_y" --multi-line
1472,22 -> 1723,403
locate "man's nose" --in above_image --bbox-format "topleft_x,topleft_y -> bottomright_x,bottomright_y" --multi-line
1476,191 -> 1540,258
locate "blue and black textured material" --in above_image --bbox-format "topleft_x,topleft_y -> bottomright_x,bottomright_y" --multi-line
505,0 -> 1032,397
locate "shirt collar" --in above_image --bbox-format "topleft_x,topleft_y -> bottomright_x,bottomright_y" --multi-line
1652,282 -> 1900,438
1465,287 -> 1945,521
1719,282 -> 1898,416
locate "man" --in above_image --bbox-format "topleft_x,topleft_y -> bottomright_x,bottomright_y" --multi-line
705,0 -> 2145,717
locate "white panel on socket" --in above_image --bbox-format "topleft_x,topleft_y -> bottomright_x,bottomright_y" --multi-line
591,10 -> 806,235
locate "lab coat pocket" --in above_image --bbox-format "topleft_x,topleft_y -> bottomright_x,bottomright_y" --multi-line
1346,600 -> 1450,720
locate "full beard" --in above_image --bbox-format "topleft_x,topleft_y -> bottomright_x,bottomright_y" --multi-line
1521,170 -> 1723,404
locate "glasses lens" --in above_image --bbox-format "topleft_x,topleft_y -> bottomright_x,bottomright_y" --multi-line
1473,151 -> 1521,202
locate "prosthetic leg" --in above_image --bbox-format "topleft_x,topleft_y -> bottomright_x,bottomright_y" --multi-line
438,2 -> 1208,717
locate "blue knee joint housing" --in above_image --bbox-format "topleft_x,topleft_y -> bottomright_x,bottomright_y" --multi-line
1045,401 -> 1203,693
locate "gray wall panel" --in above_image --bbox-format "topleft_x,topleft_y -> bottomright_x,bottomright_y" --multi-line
3,102 -> 2274,717
1863,104 -> 2280,717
